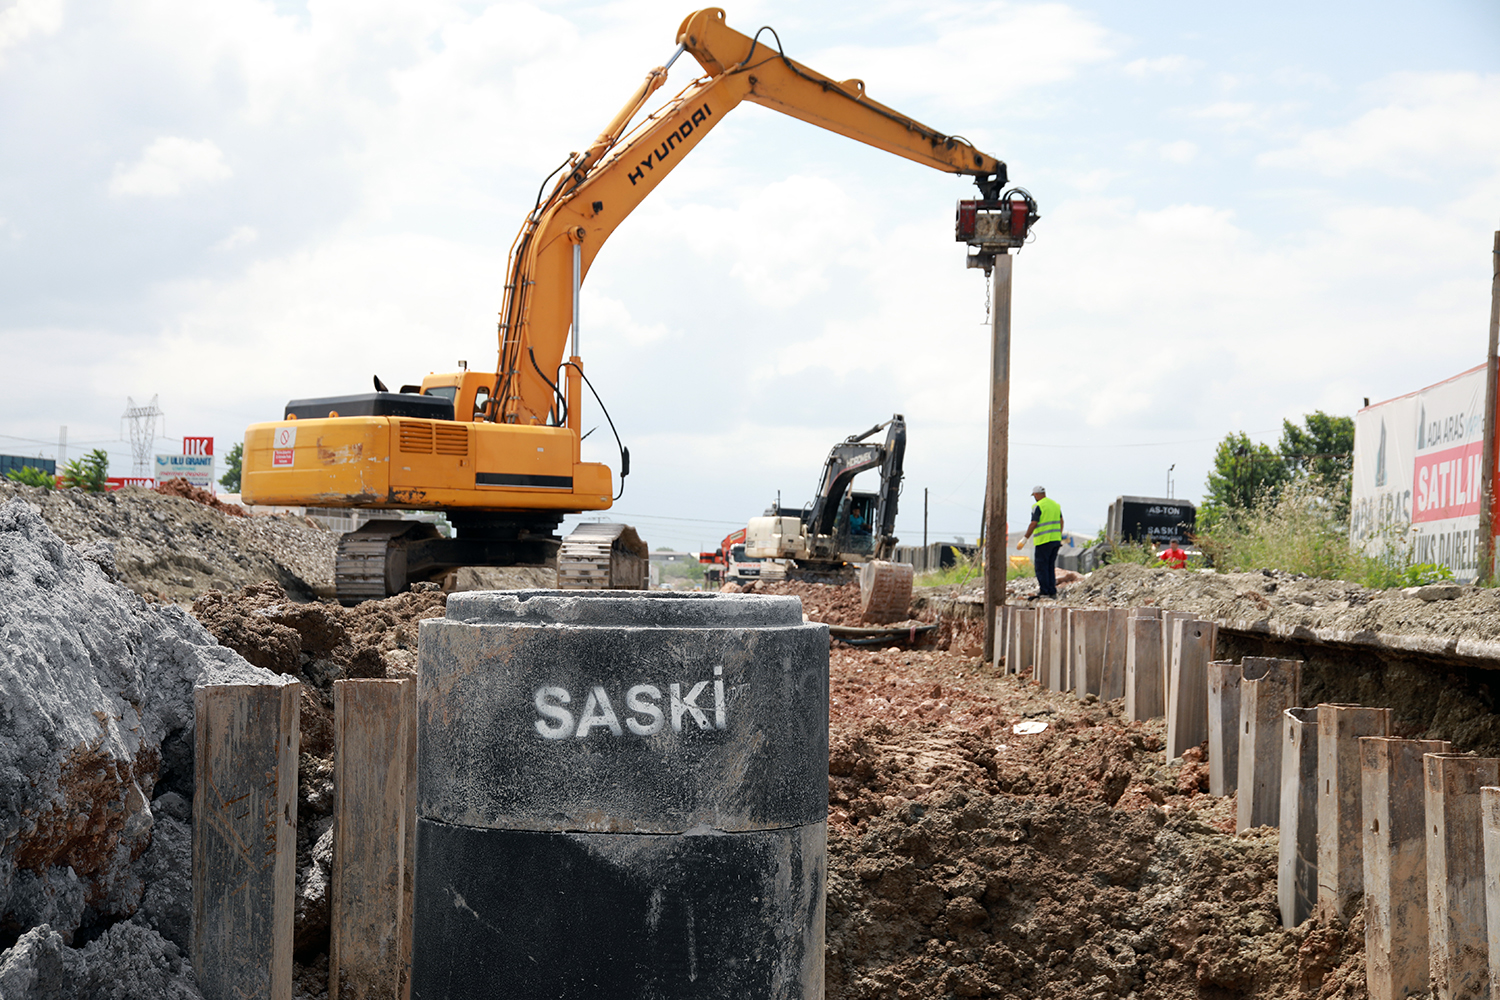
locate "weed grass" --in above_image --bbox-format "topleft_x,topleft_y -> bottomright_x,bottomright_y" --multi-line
1196,478 -> 1453,589
913,545 -> 1036,587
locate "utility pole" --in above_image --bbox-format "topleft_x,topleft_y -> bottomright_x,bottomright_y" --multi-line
982,252 -> 1013,665
956,186 -> 1036,665
923,487 -> 928,549
1479,231 -> 1500,583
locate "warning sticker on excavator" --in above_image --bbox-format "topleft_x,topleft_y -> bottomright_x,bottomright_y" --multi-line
272,426 -> 296,467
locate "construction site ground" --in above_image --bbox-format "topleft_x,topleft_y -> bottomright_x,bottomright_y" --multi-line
5,479 -> 1497,997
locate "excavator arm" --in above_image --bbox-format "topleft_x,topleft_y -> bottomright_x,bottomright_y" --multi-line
491,7 -> 1024,428
677,9 -> 1006,187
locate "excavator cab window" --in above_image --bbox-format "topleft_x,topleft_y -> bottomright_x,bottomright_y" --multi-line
472,387 -> 491,421
423,386 -> 458,402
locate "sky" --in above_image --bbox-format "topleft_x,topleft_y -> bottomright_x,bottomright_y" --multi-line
1,0 -> 1497,553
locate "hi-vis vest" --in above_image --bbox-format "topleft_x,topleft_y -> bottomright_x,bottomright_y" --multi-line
1033,497 -> 1063,545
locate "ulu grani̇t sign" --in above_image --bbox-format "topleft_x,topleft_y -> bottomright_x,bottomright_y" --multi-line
1351,364 -> 1492,583
155,436 -> 215,488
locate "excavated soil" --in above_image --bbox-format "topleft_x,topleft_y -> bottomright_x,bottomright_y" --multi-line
1059,562 -> 1500,644
822,645 -> 1366,1000
10,486 -> 1498,997
193,570 -> 1368,1000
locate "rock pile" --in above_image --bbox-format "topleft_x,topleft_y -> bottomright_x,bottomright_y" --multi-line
0,497 -> 286,998
0,481 -> 335,604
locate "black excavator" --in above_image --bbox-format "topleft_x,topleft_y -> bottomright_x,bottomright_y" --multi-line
743,415 -> 911,618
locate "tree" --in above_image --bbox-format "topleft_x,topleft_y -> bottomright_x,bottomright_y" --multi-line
1278,411 -> 1354,520
61,449 -> 110,492
220,442 -> 244,492
1200,432 -> 1289,529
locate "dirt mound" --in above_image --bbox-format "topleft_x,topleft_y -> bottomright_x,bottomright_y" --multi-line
729,580 -> 871,626
447,565 -> 557,591
0,481 -> 335,603
1062,562 -> 1500,644
154,478 -> 247,517
0,480 -> 1409,1000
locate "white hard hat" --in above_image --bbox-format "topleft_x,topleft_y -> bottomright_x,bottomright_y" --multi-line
1031,485 -> 1046,494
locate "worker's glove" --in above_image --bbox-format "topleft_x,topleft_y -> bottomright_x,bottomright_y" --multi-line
1015,539 -> 1024,551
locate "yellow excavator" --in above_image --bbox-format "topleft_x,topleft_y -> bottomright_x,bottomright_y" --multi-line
241,7 -> 1037,603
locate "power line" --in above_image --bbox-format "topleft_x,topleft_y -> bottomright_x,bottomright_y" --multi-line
586,511 -> 749,527
1011,429 -> 1283,449
0,432 -> 126,447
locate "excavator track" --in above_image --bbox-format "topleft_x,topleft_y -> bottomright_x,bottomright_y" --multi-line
557,523 -> 649,590
335,519 -> 443,605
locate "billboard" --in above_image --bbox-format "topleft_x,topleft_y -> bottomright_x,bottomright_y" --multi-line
155,454 -> 214,489
1351,364 -> 1492,582
1106,496 -> 1197,545
106,477 -> 155,490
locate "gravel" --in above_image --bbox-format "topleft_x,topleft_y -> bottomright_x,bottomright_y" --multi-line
0,481 -> 336,603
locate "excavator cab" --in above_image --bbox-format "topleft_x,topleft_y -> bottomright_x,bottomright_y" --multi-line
413,371 -> 495,424
838,493 -> 878,555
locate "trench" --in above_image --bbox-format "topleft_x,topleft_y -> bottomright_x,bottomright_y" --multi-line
1215,628 -> 1500,757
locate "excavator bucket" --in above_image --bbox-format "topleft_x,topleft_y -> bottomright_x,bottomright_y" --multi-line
557,522 -> 650,590
859,560 -> 914,624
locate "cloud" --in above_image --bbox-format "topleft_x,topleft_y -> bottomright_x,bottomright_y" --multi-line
1123,54 -> 1201,79
580,292 -> 672,348
0,0 -> 62,64
1259,72 -> 1500,177
1159,140 -> 1198,163
807,3 -> 1114,111
1068,168 -> 1122,193
1192,101 -> 1258,121
108,137 -> 233,197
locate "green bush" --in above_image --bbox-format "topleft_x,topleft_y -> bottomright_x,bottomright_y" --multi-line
1106,539 -> 1159,566
658,558 -> 706,585
61,449 -> 110,493
1082,531 -> 1159,568
1195,477 -> 1453,589
5,465 -> 56,490
1399,563 -> 1454,587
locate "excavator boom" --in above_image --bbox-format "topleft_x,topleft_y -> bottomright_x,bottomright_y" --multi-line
491,7 -> 1021,429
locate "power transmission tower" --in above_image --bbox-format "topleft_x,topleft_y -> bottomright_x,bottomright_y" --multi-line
122,396 -> 165,478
